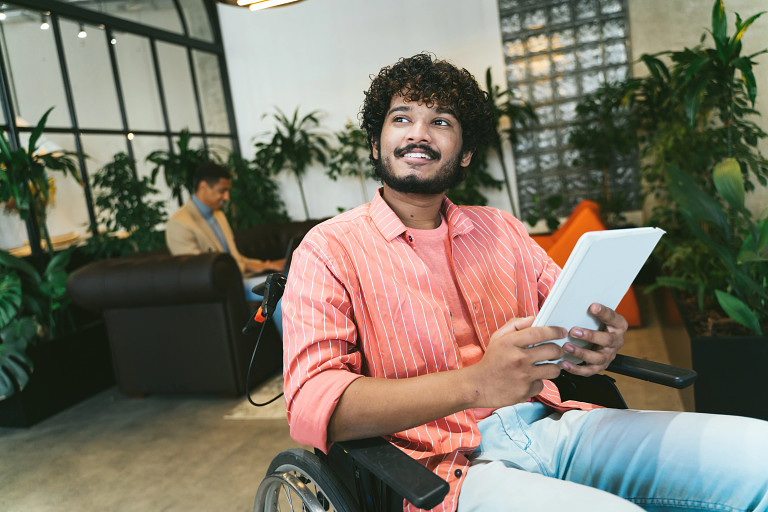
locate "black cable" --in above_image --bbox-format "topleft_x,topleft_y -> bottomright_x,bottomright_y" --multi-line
245,316 -> 283,407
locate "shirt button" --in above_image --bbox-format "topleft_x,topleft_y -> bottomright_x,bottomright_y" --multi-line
454,469 -> 463,478
408,235 -> 413,242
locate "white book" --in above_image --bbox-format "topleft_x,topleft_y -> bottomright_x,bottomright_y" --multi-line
533,227 -> 665,364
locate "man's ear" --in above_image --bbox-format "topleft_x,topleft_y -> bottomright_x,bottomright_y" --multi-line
371,137 -> 380,161
460,150 -> 474,168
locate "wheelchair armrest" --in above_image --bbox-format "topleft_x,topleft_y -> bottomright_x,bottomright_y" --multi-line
607,354 -> 696,389
335,437 -> 450,510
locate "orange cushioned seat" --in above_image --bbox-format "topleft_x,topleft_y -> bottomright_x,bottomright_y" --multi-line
531,200 -> 643,327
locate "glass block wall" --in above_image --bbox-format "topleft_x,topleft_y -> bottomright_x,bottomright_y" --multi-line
498,0 -> 640,220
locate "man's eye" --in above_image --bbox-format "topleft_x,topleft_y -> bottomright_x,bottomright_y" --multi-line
393,116 -> 409,123
434,119 -> 450,126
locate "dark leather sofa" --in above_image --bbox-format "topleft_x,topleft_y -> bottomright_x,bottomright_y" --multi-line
66,219 -> 324,397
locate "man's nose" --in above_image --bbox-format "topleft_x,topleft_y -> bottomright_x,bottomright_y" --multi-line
407,119 -> 431,143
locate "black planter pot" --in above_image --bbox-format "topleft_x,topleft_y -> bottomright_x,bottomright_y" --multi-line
0,321 -> 115,428
670,292 -> 768,421
690,334 -> 768,420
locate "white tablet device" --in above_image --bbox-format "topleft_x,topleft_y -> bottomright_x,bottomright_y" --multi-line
532,227 -> 665,365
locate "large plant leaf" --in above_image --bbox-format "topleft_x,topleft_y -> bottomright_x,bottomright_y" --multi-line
728,11 -> 766,61
713,157 -> 745,208
0,316 -> 36,399
0,272 -> 22,330
711,0 -> 728,46
715,290 -> 763,334
0,250 -> 41,285
28,107 -> 55,156
733,57 -> 758,105
666,164 -> 729,234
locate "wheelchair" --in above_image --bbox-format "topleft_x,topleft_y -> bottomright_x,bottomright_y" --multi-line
249,276 -> 697,511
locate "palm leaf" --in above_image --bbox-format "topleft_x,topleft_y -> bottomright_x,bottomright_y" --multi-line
28,107 -> 55,155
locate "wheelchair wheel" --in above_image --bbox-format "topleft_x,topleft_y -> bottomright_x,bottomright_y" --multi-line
255,448 -> 357,512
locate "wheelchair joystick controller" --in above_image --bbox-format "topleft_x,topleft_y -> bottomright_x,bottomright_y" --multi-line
242,273 -> 287,334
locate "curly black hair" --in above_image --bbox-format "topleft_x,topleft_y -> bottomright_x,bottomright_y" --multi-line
360,52 -> 493,164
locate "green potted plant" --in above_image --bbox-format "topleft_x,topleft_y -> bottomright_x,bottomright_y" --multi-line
633,3 -> 767,234
147,129 -> 214,207
484,68 -> 538,215
254,107 -> 329,220
643,0 -> 768,420
0,108 -> 113,426
327,120 -> 374,207
0,246 -> 113,427
225,151 -> 289,230
0,249 -> 70,397
83,152 -> 167,259
568,81 -> 639,227
0,107 -> 81,257
664,160 -> 767,419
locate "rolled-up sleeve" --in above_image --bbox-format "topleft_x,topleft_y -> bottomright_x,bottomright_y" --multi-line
282,236 -> 364,452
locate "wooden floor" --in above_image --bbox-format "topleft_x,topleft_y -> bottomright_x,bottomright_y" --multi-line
0,289 -> 692,512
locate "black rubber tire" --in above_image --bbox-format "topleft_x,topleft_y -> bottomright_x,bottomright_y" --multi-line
256,448 -> 357,512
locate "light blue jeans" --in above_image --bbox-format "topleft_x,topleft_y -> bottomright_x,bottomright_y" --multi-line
458,402 -> 768,511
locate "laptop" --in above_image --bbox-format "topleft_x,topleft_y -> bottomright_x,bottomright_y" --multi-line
244,235 -> 300,279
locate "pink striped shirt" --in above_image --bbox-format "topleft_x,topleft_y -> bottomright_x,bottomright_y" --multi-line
283,191 -> 599,512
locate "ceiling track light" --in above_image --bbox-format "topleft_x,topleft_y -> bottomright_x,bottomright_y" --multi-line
40,13 -> 50,30
77,23 -> 87,39
233,0 -> 304,10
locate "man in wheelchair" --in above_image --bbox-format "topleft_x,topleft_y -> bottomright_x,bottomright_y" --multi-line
280,53 -> 768,511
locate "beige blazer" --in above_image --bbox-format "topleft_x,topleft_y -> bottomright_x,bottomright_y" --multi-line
165,200 -> 252,273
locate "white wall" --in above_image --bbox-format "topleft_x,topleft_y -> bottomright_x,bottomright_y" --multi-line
628,0 -> 768,217
218,0 -> 511,220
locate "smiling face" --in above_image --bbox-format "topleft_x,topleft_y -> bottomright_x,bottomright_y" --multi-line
196,177 -> 231,211
371,95 -> 473,195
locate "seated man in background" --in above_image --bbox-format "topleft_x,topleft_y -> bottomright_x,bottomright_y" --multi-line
282,53 -> 768,511
165,162 -> 283,303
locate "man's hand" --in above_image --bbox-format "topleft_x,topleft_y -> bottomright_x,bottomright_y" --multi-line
464,316 -> 566,409
561,303 -> 627,376
246,259 -> 284,273
328,316 -> 568,442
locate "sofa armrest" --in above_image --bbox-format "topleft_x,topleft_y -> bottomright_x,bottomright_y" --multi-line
67,252 -> 243,310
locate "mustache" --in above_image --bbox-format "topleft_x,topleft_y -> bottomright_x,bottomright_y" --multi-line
394,144 -> 440,160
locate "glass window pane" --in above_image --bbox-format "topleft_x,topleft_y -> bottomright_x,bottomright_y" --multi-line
498,0 -> 638,217
42,133 -> 91,240
81,134 -> 130,176
192,50 -> 229,134
552,51 -> 576,74
529,55 -> 551,78
2,9 -> 70,128
156,41 -> 200,133
60,18 -> 122,130
113,32 -> 165,131
505,60 -> 527,84
83,0 -> 184,35
208,136 -> 233,162
132,135 -> 178,212
549,3 -> 571,24
179,0 -> 214,42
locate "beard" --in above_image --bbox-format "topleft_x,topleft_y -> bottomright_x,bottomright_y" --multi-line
373,143 -> 466,194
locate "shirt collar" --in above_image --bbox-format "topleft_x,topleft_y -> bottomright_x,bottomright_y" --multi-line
191,195 -> 214,220
369,188 -> 475,242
